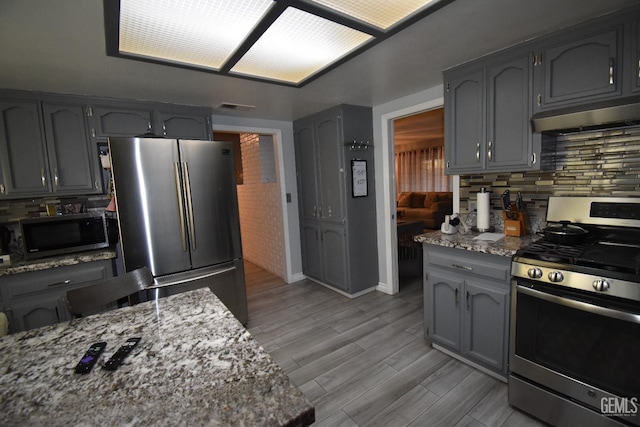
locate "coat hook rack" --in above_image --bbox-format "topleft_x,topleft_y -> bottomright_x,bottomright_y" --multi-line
344,140 -> 373,150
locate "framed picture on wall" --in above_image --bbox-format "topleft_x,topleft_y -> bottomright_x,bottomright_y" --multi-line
351,160 -> 367,197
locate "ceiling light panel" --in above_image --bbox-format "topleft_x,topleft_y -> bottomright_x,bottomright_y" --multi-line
119,0 -> 273,70
310,0 -> 436,29
230,7 -> 372,84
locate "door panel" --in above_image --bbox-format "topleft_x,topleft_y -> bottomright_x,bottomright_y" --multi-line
0,101 -> 50,197
445,71 -> 484,173
487,57 -> 531,170
179,139 -> 241,268
109,137 -> 191,275
316,115 -> 345,222
464,280 -> 507,370
428,269 -> 462,350
295,123 -> 319,220
42,103 -> 96,193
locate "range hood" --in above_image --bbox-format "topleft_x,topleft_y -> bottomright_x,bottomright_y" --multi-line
531,95 -> 640,133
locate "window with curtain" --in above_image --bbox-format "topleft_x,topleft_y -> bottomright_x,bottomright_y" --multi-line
395,146 -> 451,194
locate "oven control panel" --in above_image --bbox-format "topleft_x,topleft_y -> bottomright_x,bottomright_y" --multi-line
513,261 -> 640,302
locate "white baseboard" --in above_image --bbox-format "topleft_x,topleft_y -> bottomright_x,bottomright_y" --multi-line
376,281 -> 393,295
287,272 -> 306,284
306,277 -> 376,299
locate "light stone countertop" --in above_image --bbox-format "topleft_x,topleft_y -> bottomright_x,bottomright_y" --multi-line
415,230 -> 542,257
0,288 -> 315,426
0,249 -> 117,276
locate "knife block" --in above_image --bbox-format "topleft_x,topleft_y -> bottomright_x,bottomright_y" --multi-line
503,206 -> 528,237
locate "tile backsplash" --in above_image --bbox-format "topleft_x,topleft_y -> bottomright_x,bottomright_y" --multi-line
459,125 -> 640,233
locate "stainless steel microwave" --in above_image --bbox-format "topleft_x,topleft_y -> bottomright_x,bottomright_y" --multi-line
20,213 -> 109,260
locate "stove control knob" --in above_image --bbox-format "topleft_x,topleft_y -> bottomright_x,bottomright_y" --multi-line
593,279 -> 610,292
527,268 -> 543,279
548,271 -> 564,282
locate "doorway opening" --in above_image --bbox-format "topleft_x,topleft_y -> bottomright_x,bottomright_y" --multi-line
213,131 -> 287,290
392,107 -> 451,290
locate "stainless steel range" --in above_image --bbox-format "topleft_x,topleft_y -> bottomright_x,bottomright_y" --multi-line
509,196 -> 640,427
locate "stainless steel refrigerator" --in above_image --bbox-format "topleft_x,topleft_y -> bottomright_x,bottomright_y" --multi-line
108,137 -> 247,324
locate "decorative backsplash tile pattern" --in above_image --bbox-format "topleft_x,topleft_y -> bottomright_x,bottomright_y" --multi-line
459,125 -> 640,233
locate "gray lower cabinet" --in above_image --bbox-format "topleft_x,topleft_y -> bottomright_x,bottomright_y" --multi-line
0,259 -> 114,333
445,53 -> 538,175
294,104 -> 378,294
423,244 -> 510,378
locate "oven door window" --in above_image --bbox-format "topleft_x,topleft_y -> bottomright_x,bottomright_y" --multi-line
514,284 -> 640,399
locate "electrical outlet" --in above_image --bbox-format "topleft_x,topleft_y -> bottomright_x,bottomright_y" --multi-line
468,200 -> 477,212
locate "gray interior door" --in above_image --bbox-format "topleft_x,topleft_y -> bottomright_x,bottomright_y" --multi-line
109,137 -> 191,276
179,139 -> 242,268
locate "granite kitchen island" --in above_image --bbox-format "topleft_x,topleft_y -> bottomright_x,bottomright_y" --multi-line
0,288 -> 314,426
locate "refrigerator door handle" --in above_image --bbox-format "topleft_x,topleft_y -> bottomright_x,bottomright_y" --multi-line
174,162 -> 188,252
182,161 -> 196,251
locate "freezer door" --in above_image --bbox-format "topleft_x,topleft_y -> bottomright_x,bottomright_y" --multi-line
109,137 -> 191,275
179,139 -> 242,268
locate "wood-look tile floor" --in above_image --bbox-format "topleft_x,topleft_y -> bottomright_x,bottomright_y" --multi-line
243,261 -> 546,427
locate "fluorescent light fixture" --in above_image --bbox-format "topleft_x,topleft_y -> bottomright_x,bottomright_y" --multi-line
105,0 -> 449,87
310,0 -> 437,30
231,7 -> 372,83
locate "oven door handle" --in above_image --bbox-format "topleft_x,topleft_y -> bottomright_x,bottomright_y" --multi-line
517,285 -> 640,324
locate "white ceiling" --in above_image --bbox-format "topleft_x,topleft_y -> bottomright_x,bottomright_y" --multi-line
0,0 -> 637,122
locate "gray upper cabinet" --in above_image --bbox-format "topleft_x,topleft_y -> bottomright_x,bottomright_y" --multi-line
0,90 -> 212,199
445,54 -> 538,175
89,105 -> 153,140
156,110 -> 211,140
444,68 -> 484,174
294,104 -> 378,294
533,26 -> 622,111
0,100 -> 50,198
487,56 -> 535,171
42,102 -> 101,195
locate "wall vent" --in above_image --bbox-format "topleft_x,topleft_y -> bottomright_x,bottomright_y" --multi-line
216,102 -> 256,111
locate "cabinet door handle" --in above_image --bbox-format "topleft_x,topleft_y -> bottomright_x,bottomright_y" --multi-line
47,279 -> 71,287
487,141 -> 493,162
531,153 -> 537,165
476,143 -> 480,162
452,263 -> 473,271
41,169 -> 46,187
609,58 -> 614,85
54,168 -> 59,188
147,121 -> 152,132
455,288 -> 459,305
162,122 -> 167,136
466,291 -> 470,309
537,94 -> 542,106
0,183 -> 5,194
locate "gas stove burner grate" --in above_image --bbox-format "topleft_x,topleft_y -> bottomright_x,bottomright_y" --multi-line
516,240 -> 590,264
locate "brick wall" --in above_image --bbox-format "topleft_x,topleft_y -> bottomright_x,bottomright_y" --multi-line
460,125 -> 640,232
236,133 -> 286,279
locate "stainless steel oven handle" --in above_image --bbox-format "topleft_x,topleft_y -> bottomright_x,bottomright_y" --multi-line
517,285 -> 640,324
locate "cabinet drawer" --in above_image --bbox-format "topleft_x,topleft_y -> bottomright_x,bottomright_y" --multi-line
1,260 -> 113,299
427,250 -> 510,282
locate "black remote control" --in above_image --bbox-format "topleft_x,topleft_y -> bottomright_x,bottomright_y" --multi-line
103,337 -> 141,371
74,342 -> 107,374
